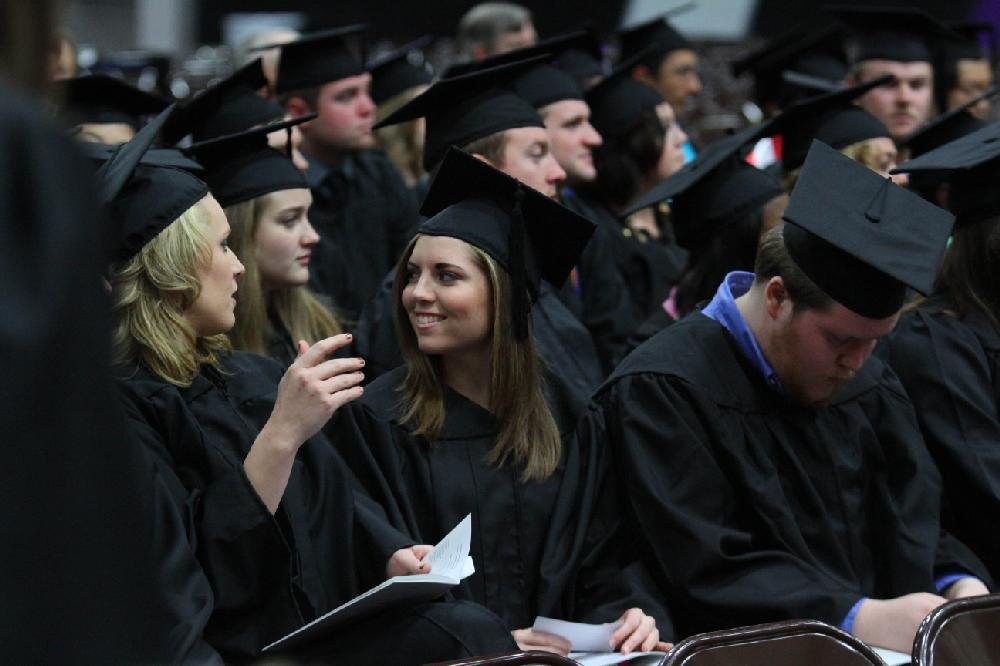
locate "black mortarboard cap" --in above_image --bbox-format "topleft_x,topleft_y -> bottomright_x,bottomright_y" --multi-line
163,58 -> 283,144
893,121 -> 1000,226
782,140 -> 954,318
375,57 -> 546,171
185,115 -> 313,208
93,104 -> 210,264
586,51 -> 665,140
57,74 -> 170,129
419,147 -> 595,340
81,142 -> 203,172
732,26 -> 848,107
771,75 -> 892,171
369,37 -> 435,106
829,5 -> 961,63
552,26 -> 605,84
942,20 -> 993,62
902,84 -> 999,158
275,25 -> 367,95
617,15 -> 692,64
622,121 -> 784,249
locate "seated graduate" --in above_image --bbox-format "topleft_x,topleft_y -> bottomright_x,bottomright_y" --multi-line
769,76 -> 906,191
356,58 -> 604,395
446,32 -> 636,374
562,53 -> 689,324
886,122 -> 1000,581
621,121 -> 788,346
592,140 -> 991,653
105,109 -> 518,662
2,80 -> 216,661
333,147 -> 673,656
185,116 -> 345,368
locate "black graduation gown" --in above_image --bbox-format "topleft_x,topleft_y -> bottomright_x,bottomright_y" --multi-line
886,297 -> 1000,579
561,188 -> 687,325
0,83 -> 219,662
307,149 -> 418,320
592,312 -> 990,639
118,351 -> 415,659
556,192 -> 636,371
352,270 -> 604,395
331,366 -> 673,635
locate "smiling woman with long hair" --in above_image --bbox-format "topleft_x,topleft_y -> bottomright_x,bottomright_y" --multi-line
107,119 -> 520,663
332,148 -> 673,656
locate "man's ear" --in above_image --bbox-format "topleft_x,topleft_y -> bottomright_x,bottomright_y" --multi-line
284,95 -> 312,120
631,63 -> 655,86
763,276 -> 789,319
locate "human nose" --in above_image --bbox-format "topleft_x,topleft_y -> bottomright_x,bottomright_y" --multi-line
358,92 -> 376,116
585,122 -> 603,148
231,251 -> 246,277
688,72 -> 702,96
302,221 -> 320,246
409,272 -> 434,303
546,154 -> 566,185
839,341 -> 874,372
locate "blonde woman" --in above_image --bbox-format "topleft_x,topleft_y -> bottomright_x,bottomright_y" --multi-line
334,148 -> 673,656
186,117 -> 344,367
108,122 -> 520,663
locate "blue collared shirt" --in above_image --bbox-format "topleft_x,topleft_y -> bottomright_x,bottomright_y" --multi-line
703,271 -> 983,634
702,271 -> 784,394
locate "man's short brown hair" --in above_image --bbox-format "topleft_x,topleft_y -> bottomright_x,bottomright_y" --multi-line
754,226 -> 835,312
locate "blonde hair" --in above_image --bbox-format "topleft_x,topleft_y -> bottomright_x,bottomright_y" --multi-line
374,85 -> 428,186
391,234 -> 561,482
111,199 -> 230,387
224,194 -> 342,357
782,139 -> 886,192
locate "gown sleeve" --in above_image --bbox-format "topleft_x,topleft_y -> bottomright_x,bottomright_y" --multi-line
554,403 -> 675,635
120,385 -> 305,658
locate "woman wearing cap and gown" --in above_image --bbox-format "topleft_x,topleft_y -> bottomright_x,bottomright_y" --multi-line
887,126 -> 1000,580
332,148 -> 672,656
186,117 -> 347,369
621,123 -> 788,351
561,57 -> 689,325
106,111 -> 519,663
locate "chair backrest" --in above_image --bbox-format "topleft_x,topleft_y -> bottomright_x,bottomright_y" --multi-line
424,650 -> 582,666
912,593 -> 1000,666
665,620 -> 886,666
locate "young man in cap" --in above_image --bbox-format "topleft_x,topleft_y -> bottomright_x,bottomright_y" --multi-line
618,16 -> 702,118
278,26 -> 418,320
452,33 -> 635,371
835,6 -> 958,143
592,140 -> 990,653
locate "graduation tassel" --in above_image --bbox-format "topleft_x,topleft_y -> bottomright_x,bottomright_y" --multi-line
285,126 -> 293,159
510,185 -> 530,342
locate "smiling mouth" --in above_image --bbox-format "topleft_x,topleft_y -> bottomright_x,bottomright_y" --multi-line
413,313 -> 446,328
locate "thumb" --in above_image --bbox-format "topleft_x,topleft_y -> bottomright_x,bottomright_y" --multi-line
297,339 -> 309,357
